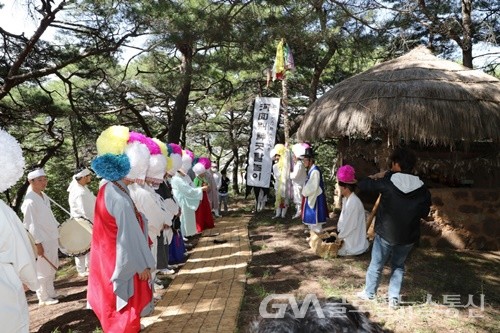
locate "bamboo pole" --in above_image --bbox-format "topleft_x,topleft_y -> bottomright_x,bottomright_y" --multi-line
282,59 -> 289,144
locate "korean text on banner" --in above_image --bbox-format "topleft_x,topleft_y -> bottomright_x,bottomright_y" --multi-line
247,97 -> 281,188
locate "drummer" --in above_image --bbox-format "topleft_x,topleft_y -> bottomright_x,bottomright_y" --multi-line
67,167 -> 96,277
21,167 -> 61,306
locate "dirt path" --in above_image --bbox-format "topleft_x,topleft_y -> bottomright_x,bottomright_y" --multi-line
237,210 -> 500,333
27,204 -> 500,333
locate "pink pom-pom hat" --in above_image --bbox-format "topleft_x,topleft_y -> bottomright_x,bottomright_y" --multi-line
168,143 -> 183,156
128,131 -> 148,144
144,137 -> 162,155
183,149 -> 194,160
337,165 -> 357,184
198,157 -> 211,170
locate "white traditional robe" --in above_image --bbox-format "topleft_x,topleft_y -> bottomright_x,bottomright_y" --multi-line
68,183 -> 96,221
212,171 -> 221,190
290,160 -> 307,205
171,173 -> 202,237
130,183 -> 170,240
129,183 -> 173,283
337,193 -> 370,256
161,197 -> 179,245
21,188 -> 59,301
206,170 -> 219,213
302,168 -> 322,209
0,200 -> 38,333
68,182 -> 96,274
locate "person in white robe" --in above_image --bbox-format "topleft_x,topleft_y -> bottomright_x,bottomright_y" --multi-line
0,129 -> 39,333
157,179 -> 179,274
301,148 -> 328,233
67,167 -> 96,277
172,151 -> 205,238
129,145 -> 175,294
270,144 -> 291,219
156,148 -> 183,274
171,169 -> 205,237
336,165 -> 369,256
21,168 -> 60,306
290,143 -> 308,219
209,164 -> 221,216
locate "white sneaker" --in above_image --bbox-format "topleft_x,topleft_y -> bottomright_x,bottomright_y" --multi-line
78,272 -> 89,277
159,268 -> 175,275
39,298 -> 59,306
172,262 -> 185,268
154,283 -> 164,290
292,212 -> 301,219
356,290 -> 375,301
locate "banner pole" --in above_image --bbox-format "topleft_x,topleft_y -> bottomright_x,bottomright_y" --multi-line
282,75 -> 289,145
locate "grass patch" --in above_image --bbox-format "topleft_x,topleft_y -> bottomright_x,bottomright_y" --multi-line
55,258 -> 78,279
240,198 -> 500,333
250,284 -> 272,299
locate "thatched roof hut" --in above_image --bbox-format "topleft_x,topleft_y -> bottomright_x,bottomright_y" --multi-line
296,47 -> 500,250
297,46 -> 500,146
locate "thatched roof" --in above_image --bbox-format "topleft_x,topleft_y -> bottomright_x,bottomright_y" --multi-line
297,46 -> 500,146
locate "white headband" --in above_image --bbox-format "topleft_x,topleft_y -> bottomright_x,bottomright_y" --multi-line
27,168 -> 46,180
74,168 -> 91,179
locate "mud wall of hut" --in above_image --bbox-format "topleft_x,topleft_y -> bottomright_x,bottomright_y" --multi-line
421,188 -> 499,251
335,138 -> 499,251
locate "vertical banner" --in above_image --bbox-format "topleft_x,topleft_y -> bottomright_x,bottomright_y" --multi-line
246,97 -> 281,188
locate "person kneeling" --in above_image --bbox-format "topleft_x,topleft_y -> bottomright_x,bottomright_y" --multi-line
336,165 -> 369,256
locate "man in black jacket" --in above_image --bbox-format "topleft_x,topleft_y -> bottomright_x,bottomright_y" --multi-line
356,147 -> 431,309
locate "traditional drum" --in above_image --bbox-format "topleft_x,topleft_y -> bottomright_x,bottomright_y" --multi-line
58,217 -> 93,257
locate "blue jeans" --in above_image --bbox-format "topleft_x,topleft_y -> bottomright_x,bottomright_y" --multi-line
365,234 -> 414,300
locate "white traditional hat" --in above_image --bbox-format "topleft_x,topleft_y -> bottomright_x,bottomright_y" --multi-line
291,143 -> 307,158
146,154 -> 167,184
124,141 -> 150,183
67,168 -> 92,192
0,129 -> 25,192
27,168 -> 46,181
167,153 -> 182,176
192,162 -> 206,176
181,150 -> 194,173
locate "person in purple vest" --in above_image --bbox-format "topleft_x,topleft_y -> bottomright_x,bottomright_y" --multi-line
301,147 -> 328,234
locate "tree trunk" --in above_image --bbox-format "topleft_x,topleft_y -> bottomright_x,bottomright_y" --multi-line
461,0 -> 473,68
227,109 -> 241,195
168,43 -> 193,144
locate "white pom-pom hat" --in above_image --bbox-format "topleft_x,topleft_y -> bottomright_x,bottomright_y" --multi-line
0,129 -> 25,192
292,143 -> 308,158
192,163 -> 206,176
167,153 -> 182,176
124,141 -> 150,183
146,154 -> 167,184
181,152 -> 193,173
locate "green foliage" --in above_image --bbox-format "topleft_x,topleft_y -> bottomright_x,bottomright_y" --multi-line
1,0 -> 498,215
310,140 -> 338,205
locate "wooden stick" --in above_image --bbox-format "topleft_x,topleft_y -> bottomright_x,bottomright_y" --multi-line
41,254 -> 58,271
366,194 -> 381,231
